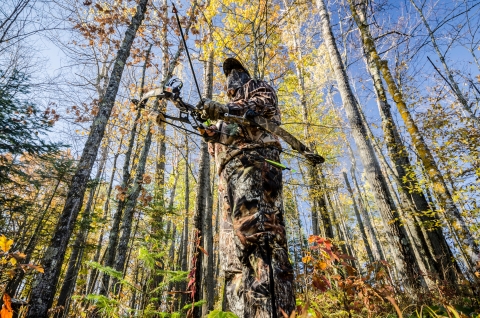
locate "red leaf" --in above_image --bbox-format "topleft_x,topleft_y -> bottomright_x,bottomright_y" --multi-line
312,275 -> 331,292
338,253 -> 356,260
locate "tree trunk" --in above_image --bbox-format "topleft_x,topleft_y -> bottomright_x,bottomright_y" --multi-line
342,172 -> 374,263
201,45 -> 215,318
3,176 -> 64,299
331,193 -> 358,270
347,145 -> 385,261
315,0 -> 419,287
292,38 -> 333,238
190,140 -> 210,318
55,144 -> 109,317
86,138 -> 123,296
179,139 -> 190,310
349,0 -> 462,283
113,113 -> 156,290
100,44 -> 152,296
348,0 -> 479,267
26,2 -> 149,316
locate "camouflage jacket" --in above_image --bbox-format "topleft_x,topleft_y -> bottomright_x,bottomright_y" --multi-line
208,79 -> 282,174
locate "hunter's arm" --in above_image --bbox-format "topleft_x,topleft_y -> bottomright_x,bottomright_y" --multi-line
227,81 -> 278,119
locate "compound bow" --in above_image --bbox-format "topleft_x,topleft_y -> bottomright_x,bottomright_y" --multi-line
133,77 -> 324,168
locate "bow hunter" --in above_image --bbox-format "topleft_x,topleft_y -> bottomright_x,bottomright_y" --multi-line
200,58 -> 296,317
136,56 -> 323,317
132,5 -> 323,317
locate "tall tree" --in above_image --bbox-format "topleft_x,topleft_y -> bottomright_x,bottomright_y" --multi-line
55,142 -> 109,317
315,0 -> 420,287
346,0 -> 479,269
201,35 -> 215,317
26,1 -> 149,316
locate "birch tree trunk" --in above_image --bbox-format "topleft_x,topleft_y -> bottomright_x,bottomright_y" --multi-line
342,172 -> 374,263
351,171 -> 387,259
315,0 -> 420,287
26,2 -> 148,316
349,0 -> 462,283
347,0 -> 479,267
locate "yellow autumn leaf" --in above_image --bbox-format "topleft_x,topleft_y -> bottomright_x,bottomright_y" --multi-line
318,261 -> 328,270
302,255 -> 312,264
0,235 -> 14,253
9,257 -> 17,266
7,269 -> 16,279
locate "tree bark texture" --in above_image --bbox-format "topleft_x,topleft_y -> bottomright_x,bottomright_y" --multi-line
26,1 -> 148,316
201,48 -> 215,317
179,139 -> 190,310
190,141 -> 210,318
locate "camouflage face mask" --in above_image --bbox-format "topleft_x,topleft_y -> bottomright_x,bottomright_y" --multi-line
227,69 -> 251,97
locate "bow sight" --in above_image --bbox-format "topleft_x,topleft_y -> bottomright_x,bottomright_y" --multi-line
132,77 -> 207,133
161,78 -> 183,100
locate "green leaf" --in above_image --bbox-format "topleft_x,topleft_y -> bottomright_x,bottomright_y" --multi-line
207,309 -> 239,318
182,300 -> 206,311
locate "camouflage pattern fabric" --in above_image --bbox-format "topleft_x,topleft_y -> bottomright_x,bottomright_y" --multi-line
218,147 -> 296,317
208,79 -> 283,175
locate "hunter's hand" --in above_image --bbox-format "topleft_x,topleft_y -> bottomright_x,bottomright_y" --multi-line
201,99 -> 229,120
200,125 -> 219,142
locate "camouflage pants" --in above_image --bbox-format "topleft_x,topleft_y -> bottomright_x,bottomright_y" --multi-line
219,147 -> 296,318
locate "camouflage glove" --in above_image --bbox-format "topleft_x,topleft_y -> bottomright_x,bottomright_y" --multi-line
200,124 -> 220,142
201,99 -> 229,120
